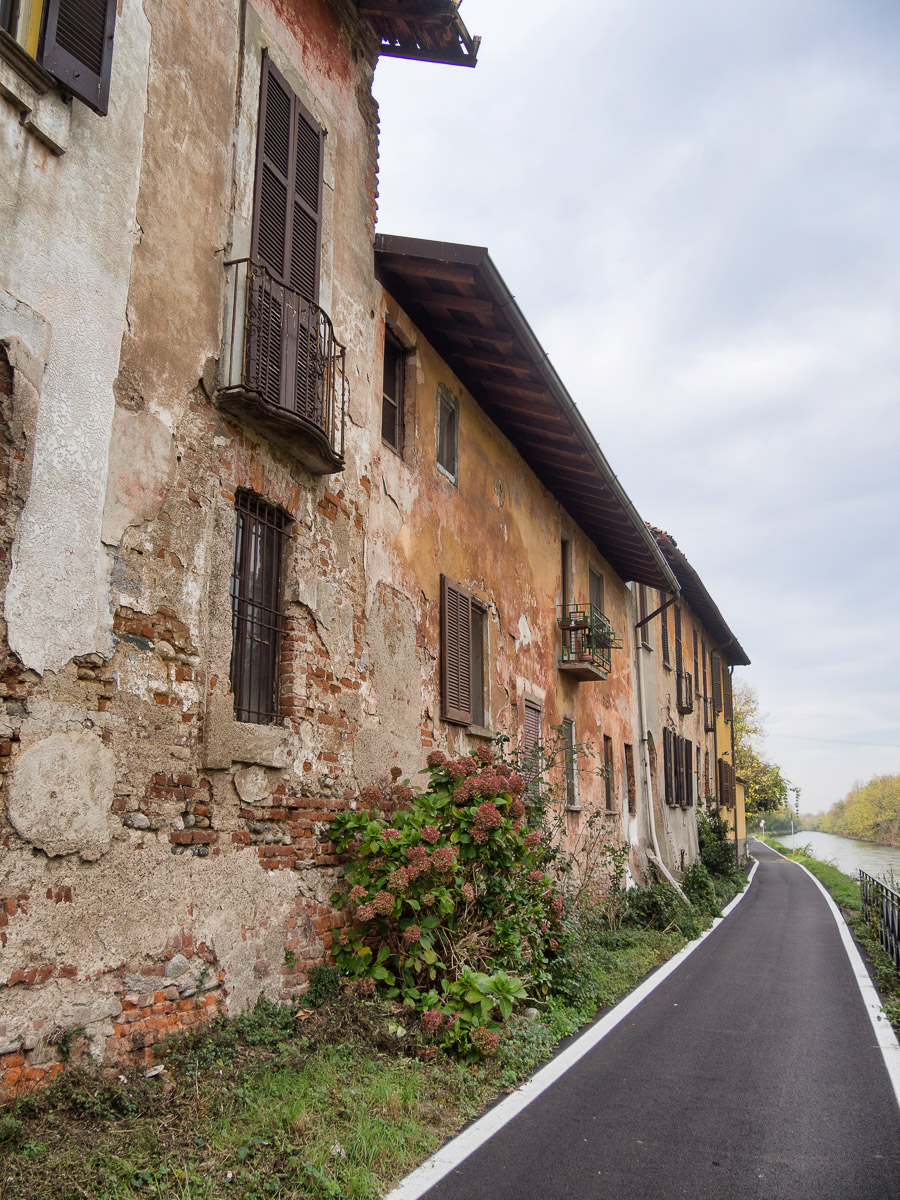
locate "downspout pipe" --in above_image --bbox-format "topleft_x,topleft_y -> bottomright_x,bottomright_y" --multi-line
634,606 -> 689,903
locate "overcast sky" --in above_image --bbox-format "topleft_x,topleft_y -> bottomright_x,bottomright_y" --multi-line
372,0 -> 900,814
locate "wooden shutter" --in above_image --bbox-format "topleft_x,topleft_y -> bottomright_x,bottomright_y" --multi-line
711,653 -> 723,713
723,667 -> 733,724
662,727 -> 675,806
674,605 -> 683,675
249,55 -> 324,418
523,700 -> 542,785
683,740 -> 693,806
659,591 -> 670,664
441,575 -> 473,725
40,0 -> 117,115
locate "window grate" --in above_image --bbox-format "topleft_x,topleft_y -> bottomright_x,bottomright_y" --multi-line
230,492 -> 288,724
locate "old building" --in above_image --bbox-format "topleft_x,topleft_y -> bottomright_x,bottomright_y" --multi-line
0,0 -> 481,1090
641,528 -> 750,871
0,0 -> 749,1094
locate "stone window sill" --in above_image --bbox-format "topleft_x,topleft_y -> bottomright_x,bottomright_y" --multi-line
466,724 -> 494,742
0,28 -> 70,155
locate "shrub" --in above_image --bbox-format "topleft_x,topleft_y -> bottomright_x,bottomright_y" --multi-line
330,746 -> 559,1052
697,807 -> 739,879
682,860 -> 719,916
623,881 -> 703,940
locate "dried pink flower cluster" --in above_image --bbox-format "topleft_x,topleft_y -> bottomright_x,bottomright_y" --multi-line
474,771 -> 506,798
549,938 -> 559,952
406,844 -> 429,880
421,825 -> 441,844
422,1009 -> 443,1032
372,890 -> 395,916
356,902 -> 375,922
527,869 -> 543,884
495,762 -> 511,777
422,892 -> 436,906
524,830 -> 541,849
460,882 -> 475,903
474,801 -> 502,830
474,744 -> 495,766
510,798 -> 526,819
470,1026 -> 500,1056
402,923 -> 421,947
431,846 -> 456,873
446,760 -> 468,782
426,750 -> 448,767
550,895 -> 563,917
391,784 -> 414,805
349,884 -> 368,902
387,867 -> 410,894
359,784 -> 383,806
507,773 -> 526,796
381,828 -> 401,840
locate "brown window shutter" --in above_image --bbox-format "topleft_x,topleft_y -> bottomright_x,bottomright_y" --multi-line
523,700 -> 542,785
40,0 -> 117,115
723,667 -> 733,724
441,575 -> 473,725
711,653 -> 723,713
674,605 -> 683,675
662,727 -> 675,806
251,55 -> 323,299
659,591 -> 670,665
683,740 -> 693,806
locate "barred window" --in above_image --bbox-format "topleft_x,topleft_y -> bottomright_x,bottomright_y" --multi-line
230,492 -> 288,724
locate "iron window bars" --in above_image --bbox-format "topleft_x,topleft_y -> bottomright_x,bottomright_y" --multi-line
230,492 -> 288,724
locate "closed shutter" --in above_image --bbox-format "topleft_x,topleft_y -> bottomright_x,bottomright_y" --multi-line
711,653 -> 723,713
249,55 -> 324,419
723,667 -> 733,724
441,575 -> 473,725
674,605 -> 683,675
674,734 -> 685,808
662,727 -> 675,806
683,740 -> 693,806
659,592 -> 670,664
40,0 -> 116,115
523,700 -> 542,785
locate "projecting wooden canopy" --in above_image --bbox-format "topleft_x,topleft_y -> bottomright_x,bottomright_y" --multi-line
375,235 -> 678,592
358,1 -> 480,67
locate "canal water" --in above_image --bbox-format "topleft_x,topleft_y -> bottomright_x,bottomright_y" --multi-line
754,829 -> 900,883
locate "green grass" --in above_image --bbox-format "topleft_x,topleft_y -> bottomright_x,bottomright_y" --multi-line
0,874 -> 749,1200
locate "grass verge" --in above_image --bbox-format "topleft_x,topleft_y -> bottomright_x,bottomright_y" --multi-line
760,835 -> 900,1033
0,872 -> 747,1200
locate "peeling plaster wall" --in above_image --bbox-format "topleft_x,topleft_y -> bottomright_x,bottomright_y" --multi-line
0,0 -> 151,675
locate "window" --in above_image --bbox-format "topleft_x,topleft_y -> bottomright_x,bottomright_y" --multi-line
711,653 -> 723,714
693,628 -> 700,692
722,665 -> 733,724
436,384 -> 458,481
230,493 -> 288,725
589,567 -> 604,616
470,602 -> 487,729
246,54 -> 325,420
704,750 -> 710,799
624,744 -> 636,814
638,585 -> 652,649
663,728 -> 694,808
603,736 -> 615,810
717,758 -> 735,808
659,590 -> 670,666
523,699 -> 542,786
2,0 -> 117,114
562,718 -> 577,808
381,327 -> 404,452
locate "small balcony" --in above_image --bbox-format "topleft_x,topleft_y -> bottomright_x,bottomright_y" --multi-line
219,259 -> 348,474
557,603 -> 622,681
677,670 -> 694,714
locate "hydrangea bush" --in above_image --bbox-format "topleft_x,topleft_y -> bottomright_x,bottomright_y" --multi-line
330,745 -> 561,1051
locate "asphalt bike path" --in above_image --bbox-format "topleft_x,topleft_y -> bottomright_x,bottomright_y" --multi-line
396,841 -> 900,1200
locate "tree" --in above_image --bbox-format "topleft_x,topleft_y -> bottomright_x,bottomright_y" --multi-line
732,680 -> 794,817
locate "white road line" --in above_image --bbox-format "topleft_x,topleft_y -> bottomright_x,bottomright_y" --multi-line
763,839 -> 900,1113
383,860 -> 760,1200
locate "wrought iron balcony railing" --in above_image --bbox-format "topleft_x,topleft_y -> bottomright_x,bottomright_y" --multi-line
219,258 -> 347,474
557,603 -> 622,680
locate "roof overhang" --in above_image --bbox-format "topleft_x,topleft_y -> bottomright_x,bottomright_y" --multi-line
358,1 -> 480,67
649,527 -> 750,666
375,235 -> 678,592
